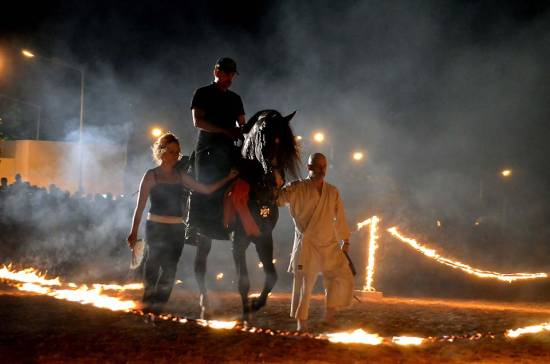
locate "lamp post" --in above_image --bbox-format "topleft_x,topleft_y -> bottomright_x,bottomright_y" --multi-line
22,49 -> 85,191
500,168 -> 512,227
0,94 -> 41,139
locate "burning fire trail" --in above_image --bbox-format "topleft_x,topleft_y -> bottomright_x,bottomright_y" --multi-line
392,336 -> 424,346
4,265 -> 550,347
325,329 -> 383,345
387,227 -> 548,282
0,265 -> 141,311
505,322 -> 550,338
357,216 -> 380,291
0,265 -> 61,286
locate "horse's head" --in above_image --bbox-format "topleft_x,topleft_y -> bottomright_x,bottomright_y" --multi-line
242,110 -> 301,180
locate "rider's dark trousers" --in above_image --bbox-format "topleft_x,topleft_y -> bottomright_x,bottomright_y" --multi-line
143,221 -> 185,305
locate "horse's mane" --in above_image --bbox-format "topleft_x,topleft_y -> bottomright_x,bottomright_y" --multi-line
242,110 -> 301,179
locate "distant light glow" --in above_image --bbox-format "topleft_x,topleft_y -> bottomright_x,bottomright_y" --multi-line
21,49 -> 35,58
151,128 -> 163,138
501,169 -> 512,177
352,151 -> 364,161
313,132 -> 325,143
295,135 -> 303,141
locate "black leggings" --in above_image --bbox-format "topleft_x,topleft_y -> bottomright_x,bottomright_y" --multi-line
143,221 -> 185,305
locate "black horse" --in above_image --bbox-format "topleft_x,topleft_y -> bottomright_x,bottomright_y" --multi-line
189,109 -> 300,321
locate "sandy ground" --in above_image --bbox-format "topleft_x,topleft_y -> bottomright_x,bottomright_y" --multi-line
2,283 -> 550,363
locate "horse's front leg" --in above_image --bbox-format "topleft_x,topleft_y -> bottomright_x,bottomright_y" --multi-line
232,234 -> 251,322
251,232 -> 277,312
194,235 -> 212,319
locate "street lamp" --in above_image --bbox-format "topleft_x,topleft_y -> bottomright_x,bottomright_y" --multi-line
22,48 -> 85,191
313,131 -> 325,143
151,127 -> 163,138
21,49 -> 35,58
499,168 -> 513,227
352,151 -> 364,162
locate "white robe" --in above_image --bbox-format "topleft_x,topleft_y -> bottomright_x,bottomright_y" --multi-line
278,178 -> 354,320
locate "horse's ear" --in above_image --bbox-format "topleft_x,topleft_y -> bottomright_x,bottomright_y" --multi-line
243,111 -> 267,133
283,111 -> 297,124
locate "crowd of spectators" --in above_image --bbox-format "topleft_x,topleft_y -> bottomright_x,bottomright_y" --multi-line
0,173 -> 135,279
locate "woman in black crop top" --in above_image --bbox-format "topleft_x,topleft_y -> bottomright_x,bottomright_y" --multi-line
127,133 -> 237,311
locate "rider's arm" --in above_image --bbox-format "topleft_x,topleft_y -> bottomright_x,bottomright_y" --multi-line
192,108 -> 231,134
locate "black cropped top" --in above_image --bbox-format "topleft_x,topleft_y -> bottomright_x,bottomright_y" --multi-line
148,169 -> 185,217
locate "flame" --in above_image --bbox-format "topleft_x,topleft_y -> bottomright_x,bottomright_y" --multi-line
387,227 -> 548,282
197,319 -> 237,330
249,292 -> 272,299
0,265 -> 61,286
505,323 -> 550,338
325,329 -> 383,345
216,273 -> 224,280
258,262 -> 264,269
1,265 -> 138,311
392,336 -> 424,346
92,283 -> 143,291
357,216 -> 380,291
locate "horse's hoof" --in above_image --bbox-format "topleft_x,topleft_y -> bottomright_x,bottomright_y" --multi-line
251,296 -> 267,312
200,306 -> 211,320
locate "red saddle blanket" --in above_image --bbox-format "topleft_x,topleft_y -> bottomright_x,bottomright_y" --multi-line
223,178 -> 261,237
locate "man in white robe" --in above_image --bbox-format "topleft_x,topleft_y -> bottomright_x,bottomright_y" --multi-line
277,153 -> 354,331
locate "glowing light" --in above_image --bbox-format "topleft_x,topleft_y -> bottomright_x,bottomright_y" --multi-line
272,259 -> 277,264
313,132 -> 325,143
0,265 -> 60,286
357,216 -> 380,291
501,169 -> 512,177
91,283 -> 143,291
436,220 -> 442,228
21,49 -> 35,58
197,319 -> 237,330
387,227 -> 548,282
392,336 -> 424,346
352,151 -> 364,161
258,262 -> 263,269
175,280 -> 183,285
295,135 -> 303,141
1,265 -> 138,312
216,273 -> 224,280
326,329 -> 383,345
506,323 -> 550,338
151,127 -> 163,138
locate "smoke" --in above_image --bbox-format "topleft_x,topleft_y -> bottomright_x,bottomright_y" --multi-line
2,0 -> 550,299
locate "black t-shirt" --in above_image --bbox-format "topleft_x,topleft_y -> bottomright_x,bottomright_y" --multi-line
191,83 -> 245,148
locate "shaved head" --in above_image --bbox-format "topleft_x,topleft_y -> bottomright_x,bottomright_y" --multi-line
307,153 -> 326,166
307,153 -> 328,180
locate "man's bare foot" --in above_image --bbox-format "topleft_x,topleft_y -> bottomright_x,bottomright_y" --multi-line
297,319 -> 308,332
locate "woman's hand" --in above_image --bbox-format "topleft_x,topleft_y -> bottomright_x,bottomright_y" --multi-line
228,168 -> 239,180
127,231 -> 138,250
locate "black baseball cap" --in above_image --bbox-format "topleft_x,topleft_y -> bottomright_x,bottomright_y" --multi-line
215,57 -> 238,74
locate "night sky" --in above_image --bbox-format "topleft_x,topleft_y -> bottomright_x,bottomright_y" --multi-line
1,0 -> 550,232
